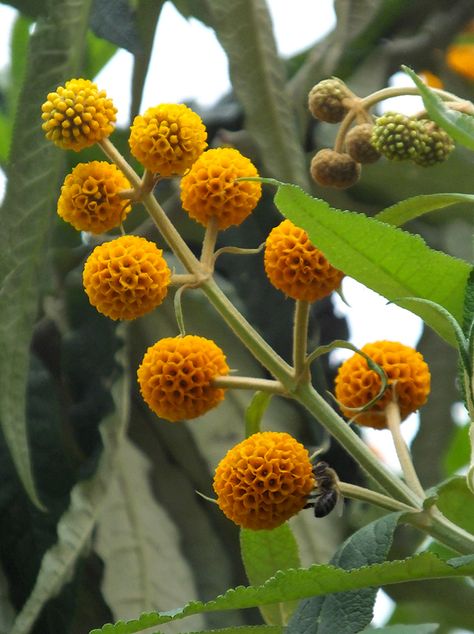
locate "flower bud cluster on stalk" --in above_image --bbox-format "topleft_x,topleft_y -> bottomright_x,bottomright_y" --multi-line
307,75 -> 457,190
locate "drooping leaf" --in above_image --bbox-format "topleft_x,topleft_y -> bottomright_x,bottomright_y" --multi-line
10,334 -> 129,634
90,0 -> 140,54
240,524 -> 300,625
286,513 -> 400,634
375,193 -> 474,227
402,66 -> 474,151
94,436 -> 205,629
130,0 -> 165,120
265,180 -> 471,346
443,422 -> 471,477
0,0 -> 93,508
206,0 -> 308,189
89,552 -> 474,633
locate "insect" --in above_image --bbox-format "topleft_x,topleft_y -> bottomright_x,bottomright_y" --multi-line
305,461 -> 342,518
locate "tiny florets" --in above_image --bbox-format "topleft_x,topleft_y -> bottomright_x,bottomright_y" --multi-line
345,124 -> 381,164
129,103 -> 207,176
370,112 -> 428,162
137,335 -> 229,422
41,78 -> 116,151
334,340 -> 431,429
83,235 -> 171,320
57,161 -> 132,233
213,431 -> 315,530
264,219 -> 344,302
179,147 -> 262,229
413,120 -> 454,166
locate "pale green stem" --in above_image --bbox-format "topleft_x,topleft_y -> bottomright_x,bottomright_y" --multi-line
171,273 -> 199,286
200,215 -> 219,270
212,376 -> 286,394
338,481 -> 418,513
386,401 -> 426,499
294,382 -> 421,508
99,138 -> 142,189
292,300 -> 310,381
407,506 -> 474,556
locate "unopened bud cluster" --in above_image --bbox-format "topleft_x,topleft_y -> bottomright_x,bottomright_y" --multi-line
307,77 -> 455,189
371,112 -> 454,166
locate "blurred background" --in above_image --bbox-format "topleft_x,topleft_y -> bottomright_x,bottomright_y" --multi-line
0,1 -> 473,633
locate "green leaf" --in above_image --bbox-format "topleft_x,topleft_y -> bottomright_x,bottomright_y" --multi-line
90,0 -> 140,53
10,334 -> 129,634
359,625 -> 439,633
95,435 -> 205,627
434,477 -> 474,536
287,514 -> 400,634
171,625 -> 284,634
206,0 -> 308,188
375,193 -> 474,227
402,66 -> 474,151
130,1 -> 165,120
0,0 -> 93,508
89,552 -> 474,634
392,298 -> 470,373
443,422 -> 471,477
267,181 -> 471,346
240,524 -> 300,625
244,391 -> 272,437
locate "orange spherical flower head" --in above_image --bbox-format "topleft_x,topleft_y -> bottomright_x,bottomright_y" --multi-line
446,44 -> 474,81
129,103 -> 207,176
213,431 -> 315,530
41,78 -> 116,151
334,340 -> 431,429
264,219 -> 344,302
57,161 -> 132,233
137,335 -> 229,422
180,147 -> 262,230
83,235 -> 171,320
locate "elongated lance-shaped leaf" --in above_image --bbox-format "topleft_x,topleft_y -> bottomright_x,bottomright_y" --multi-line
259,180 -> 471,347
0,0 -> 93,509
10,332 -> 130,634
244,391 -> 272,437
402,65 -> 474,151
89,552 -> 474,634
206,0 -> 309,189
376,193 -> 474,227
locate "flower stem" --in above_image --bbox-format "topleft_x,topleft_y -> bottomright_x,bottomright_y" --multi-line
293,300 -> 310,381
295,382 -> 421,508
212,376 -> 286,394
338,481 -> 417,513
386,401 -> 425,499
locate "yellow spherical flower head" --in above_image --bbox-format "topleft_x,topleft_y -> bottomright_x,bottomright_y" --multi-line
41,78 -> 116,151
58,161 -> 132,233
264,219 -> 344,302
334,340 -> 431,429
213,431 -> 315,530
137,335 -> 229,422
83,235 -> 170,320
129,103 -> 207,176
180,148 -> 262,230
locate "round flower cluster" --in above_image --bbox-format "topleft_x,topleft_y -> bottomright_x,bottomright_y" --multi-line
264,219 -> 344,302
41,79 -> 116,151
137,335 -> 229,422
213,431 -> 315,530
334,340 -> 431,429
83,235 -> 171,320
57,161 -> 131,233
180,148 -> 262,229
129,103 -> 207,176
307,77 -> 353,123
